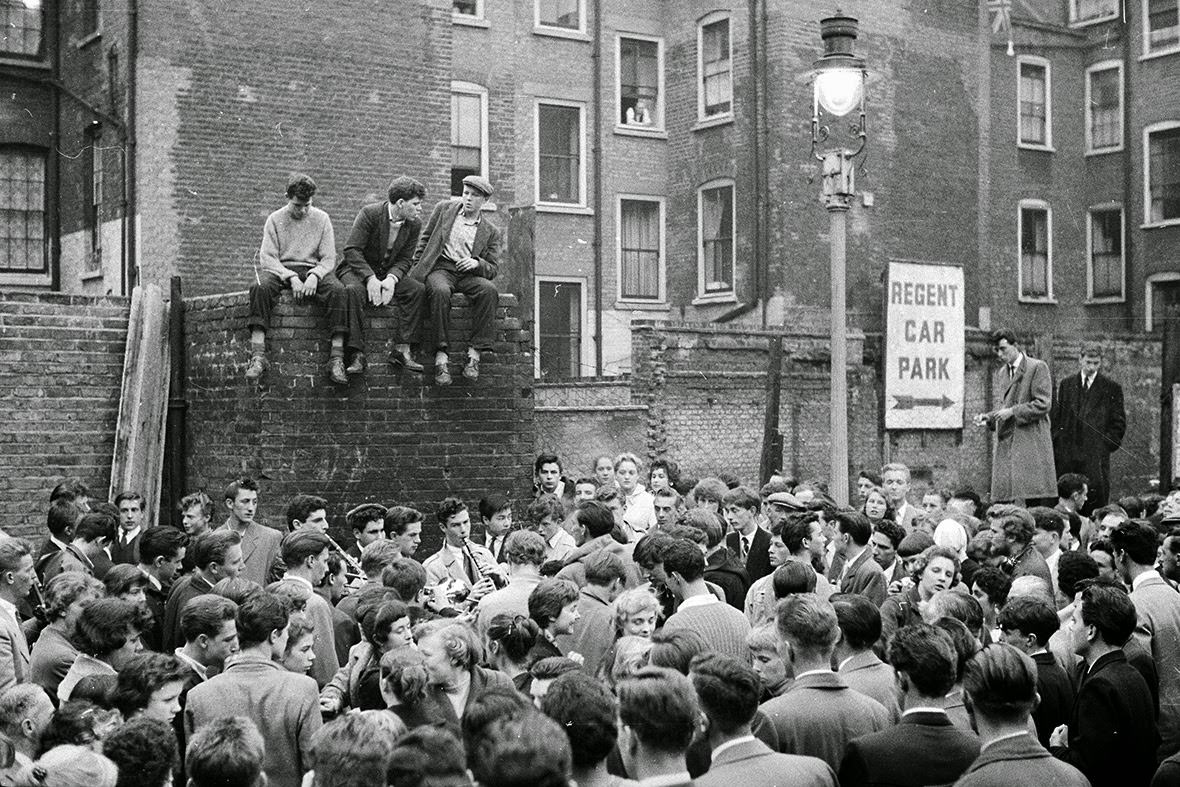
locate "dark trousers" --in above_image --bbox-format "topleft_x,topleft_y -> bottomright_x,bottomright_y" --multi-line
425,269 -> 498,352
337,268 -> 424,353
247,270 -> 350,339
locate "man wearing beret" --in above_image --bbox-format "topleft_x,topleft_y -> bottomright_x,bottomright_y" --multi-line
409,175 -> 501,386
339,176 -> 429,374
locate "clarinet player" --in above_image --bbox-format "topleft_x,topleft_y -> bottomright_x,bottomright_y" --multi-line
422,497 -> 506,607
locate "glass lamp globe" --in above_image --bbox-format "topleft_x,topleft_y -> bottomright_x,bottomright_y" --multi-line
814,67 -> 864,118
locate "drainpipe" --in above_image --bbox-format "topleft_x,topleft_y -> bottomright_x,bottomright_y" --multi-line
1121,17 -> 1133,330
591,0 -> 603,375
125,0 -> 138,293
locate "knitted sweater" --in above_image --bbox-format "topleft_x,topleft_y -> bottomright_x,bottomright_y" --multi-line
258,205 -> 337,281
663,595 -> 752,662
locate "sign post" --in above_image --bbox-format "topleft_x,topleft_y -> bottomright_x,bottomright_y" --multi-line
885,261 -> 965,430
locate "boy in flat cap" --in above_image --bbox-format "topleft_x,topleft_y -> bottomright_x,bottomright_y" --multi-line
409,175 -> 501,385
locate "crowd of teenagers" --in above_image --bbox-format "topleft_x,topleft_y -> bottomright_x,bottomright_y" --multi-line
1,456 -> 1180,787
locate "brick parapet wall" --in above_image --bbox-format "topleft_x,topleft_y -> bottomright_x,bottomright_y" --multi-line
0,293 -> 131,538
183,290 -> 534,556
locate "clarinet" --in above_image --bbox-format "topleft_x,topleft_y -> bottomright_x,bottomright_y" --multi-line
462,539 -> 506,589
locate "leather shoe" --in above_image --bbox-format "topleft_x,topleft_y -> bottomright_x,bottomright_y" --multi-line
435,365 -> 453,386
390,349 -> 424,373
345,352 -> 366,375
463,355 -> 480,381
327,357 -> 348,385
244,354 -> 267,381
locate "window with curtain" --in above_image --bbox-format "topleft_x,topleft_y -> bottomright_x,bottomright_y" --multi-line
537,280 -> 582,379
1020,205 -> 1050,299
700,18 -> 732,118
619,38 -> 660,128
1070,0 -> 1119,24
451,89 -> 484,196
0,147 -> 46,273
1147,0 -> 1180,53
1148,125 -> 1180,224
1018,61 -> 1048,146
1086,65 -> 1121,151
0,0 -> 42,56
620,199 -> 661,300
537,0 -> 580,30
700,184 -> 734,294
1089,208 -> 1122,299
538,103 -> 581,204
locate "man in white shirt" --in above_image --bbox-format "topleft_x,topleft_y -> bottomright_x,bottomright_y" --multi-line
880,463 -> 918,529
1030,507 -> 1066,605
110,490 -> 145,565
422,498 -> 503,607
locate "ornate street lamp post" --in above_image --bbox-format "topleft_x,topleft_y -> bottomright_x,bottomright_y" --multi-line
810,13 -> 867,506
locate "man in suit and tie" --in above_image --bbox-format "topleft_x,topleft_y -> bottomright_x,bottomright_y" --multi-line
339,176 -> 427,375
421,497 -> 503,607
693,653 -> 836,787
828,512 -> 887,607
617,666 -> 699,787
410,174 -> 501,386
344,503 -> 387,564
880,463 -> 920,530
219,478 -> 282,588
1051,344 -> 1126,515
838,623 -> 980,787
975,330 -> 1058,505
1112,520 -> 1180,760
109,490 -> 146,566
724,487 -> 772,582
0,538 -> 34,692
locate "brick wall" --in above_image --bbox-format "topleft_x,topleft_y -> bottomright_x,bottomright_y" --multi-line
183,290 -> 534,556
536,320 -> 1163,501
0,293 -> 130,539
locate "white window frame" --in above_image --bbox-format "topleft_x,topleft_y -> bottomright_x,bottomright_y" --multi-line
534,99 -> 588,211
0,145 -> 50,286
1086,203 -> 1126,303
696,11 -> 733,125
534,276 -> 590,379
1142,0 -> 1180,59
534,0 -> 586,38
696,178 -> 736,302
1144,120 -> 1180,228
1017,198 -> 1054,303
1069,0 -> 1121,26
615,33 -> 665,137
450,81 -> 489,197
1084,60 -> 1123,155
1146,272 -> 1180,330
452,0 -> 487,28
616,195 -> 666,305
1016,55 -> 1053,151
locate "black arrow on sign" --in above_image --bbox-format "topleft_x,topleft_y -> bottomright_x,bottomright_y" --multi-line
892,395 -> 955,411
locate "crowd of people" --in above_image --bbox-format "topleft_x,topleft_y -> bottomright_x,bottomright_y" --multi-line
1,455 -> 1179,787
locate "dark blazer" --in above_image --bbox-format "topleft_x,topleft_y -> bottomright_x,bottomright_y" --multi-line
1051,649 -> 1158,787
34,539 -> 61,580
1051,371 -> 1125,503
1031,651 -> 1074,748
726,528 -> 772,582
341,201 -> 422,281
838,710 -> 980,787
162,573 -> 215,651
705,547 -> 750,610
108,530 -> 142,566
409,199 -> 501,281
141,581 -> 168,652
957,733 -> 1088,787
837,549 -> 887,607
698,737 -> 835,787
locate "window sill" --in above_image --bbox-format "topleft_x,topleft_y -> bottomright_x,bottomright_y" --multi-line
1017,296 -> 1058,304
1069,14 -> 1119,28
692,292 -> 737,306
1142,218 -> 1180,230
1140,45 -> 1180,62
536,203 -> 594,215
1084,145 -> 1124,157
1017,142 -> 1055,153
614,125 -> 667,139
75,30 -> 102,49
80,270 -> 105,282
692,114 -> 734,132
533,26 -> 590,42
614,300 -> 669,311
0,56 -> 49,70
0,272 -> 51,286
1085,296 -> 1125,305
452,14 -> 489,28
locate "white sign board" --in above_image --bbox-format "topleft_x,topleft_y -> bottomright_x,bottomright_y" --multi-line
885,261 -> 964,430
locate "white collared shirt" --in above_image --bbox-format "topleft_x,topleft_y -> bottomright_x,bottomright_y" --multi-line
173,648 -> 208,681
980,730 -> 1031,752
1133,569 -> 1162,592
902,706 -> 947,718
638,774 -> 694,787
793,668 -> 833,681
49,535 -> 70,552
0,596 -> 16,623
677,593 -> 720,611
711,734 -> 757,760
141,569 -> 162,592
119,526 -> 141,545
